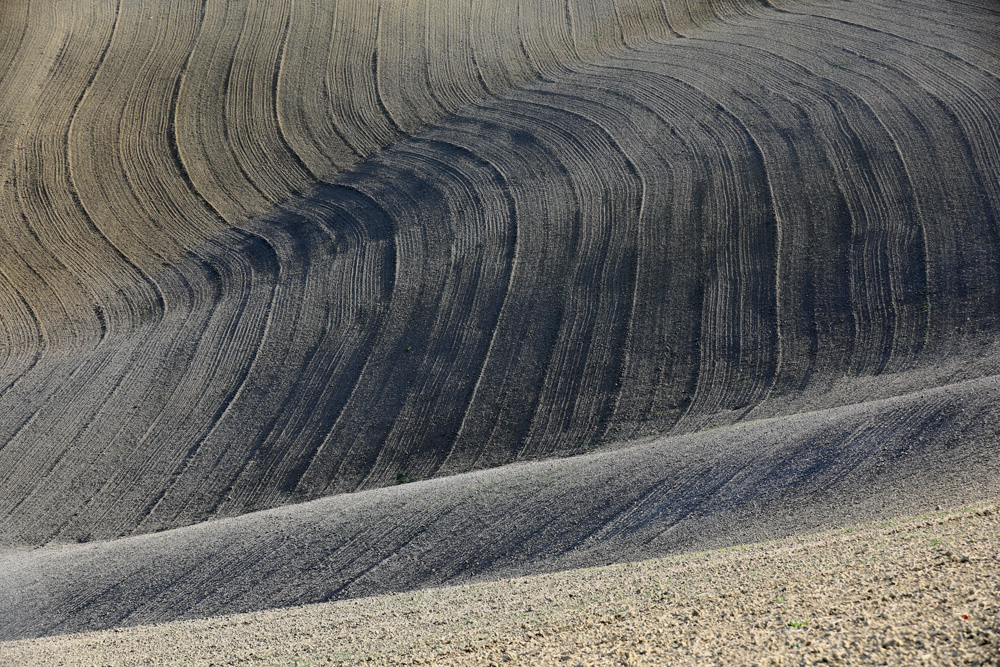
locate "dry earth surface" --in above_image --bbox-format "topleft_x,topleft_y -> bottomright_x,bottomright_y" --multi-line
2,500 -> 998,666
1,0 -> 999,648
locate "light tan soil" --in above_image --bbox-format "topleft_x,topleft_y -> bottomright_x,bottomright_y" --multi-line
3,500 -> 997,666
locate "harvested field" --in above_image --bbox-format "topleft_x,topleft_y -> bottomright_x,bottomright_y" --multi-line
1,0 -> 999,647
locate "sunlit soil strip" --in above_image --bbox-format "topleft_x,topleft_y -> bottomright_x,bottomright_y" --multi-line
3,499 -> 997,666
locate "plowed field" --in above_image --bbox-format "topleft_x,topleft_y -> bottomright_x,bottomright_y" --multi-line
1,0 -> 998,646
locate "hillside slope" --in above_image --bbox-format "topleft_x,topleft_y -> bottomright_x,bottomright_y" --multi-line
1,0 -> 999,640
3,370 -> 999,639
4,501 -> 998,665
1,0 -> 998,546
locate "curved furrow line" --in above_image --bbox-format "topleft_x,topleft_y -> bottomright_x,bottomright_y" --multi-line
131,240 -> 279,536
782,0 -> 1000,79
534,73 -> 665,440
115,2 -> 220,248
324,0 -> 400,159
610,67 -> 777,425
784,36 -> 955,367
433,112 -> 583,473
513,2 -> 544,79
705,99 -> 781,416
0,260 -> 218,542
378,0 -> 448,133
838,67 -> 954,363
422,0 -> 485,113
301,141 -> 515,493
45,323 -> 229,541
69,0 -> 225,275
194,211 -> 350,516
47,0 -> 290,516
288,181 -> 402,502
0,3 -> 34,129
24,0 -> 254,504
174,0 -> 272,223
830,36 -> 1000,342
608,32 -> 836,418
497,92 -> 641,454
666,0 -> 765,34
516,0 -> 576,68
508,74 -> 688,444
827,102 -> 906,377
4,256 -> 221,542
0,215 -> 85,356
271,2 -> 319,186
275,0 -> 363,178
17,335 -> 189,545
689,130 -> 774,420
64,0 -> 168,343
54,275 -> 253,540
0,333 -> 147,543
605,0 -> 680,49
657,22 -> 919,380
0,3 -> 98,361
166,0 -> 231,227
416,1 -> 460,124
0,3 -> 29,81
668,43 -> 860,405
557,62 -> 709,433
741,17 -> 989,365
297,188 -> 452,493
664,24 -> 944,380
225,0 -> 312,206
372,3 -> 407,137
468,0 -> 535,96
611,58 -> 802,409
216,192 -> 394,513
270,0 -> 711,189
639,33 -> 872,398
452,100 -> 603,461
0,268 -> 44,398
0,245 -> 78,408
433,154 -> 519,475
196,209 -> 384,517
634,33 -> 912,397
689,80 -> 783,415
27,0 -> 165,347
0,278 -> 37,376
140,232 -> 283,531
353,139 -> 517,488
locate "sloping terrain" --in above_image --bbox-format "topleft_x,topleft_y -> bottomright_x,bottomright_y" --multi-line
3,366 -> 1000,638
1,0 -> 999,641
3,501 -> 998,666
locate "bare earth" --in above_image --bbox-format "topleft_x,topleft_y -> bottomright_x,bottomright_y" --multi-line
2,0 -> 999,653
4,500 -> 997,666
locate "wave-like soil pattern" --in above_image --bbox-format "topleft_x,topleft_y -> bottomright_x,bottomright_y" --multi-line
1,0 -> 998,640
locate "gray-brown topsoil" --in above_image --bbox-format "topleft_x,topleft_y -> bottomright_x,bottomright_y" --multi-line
3,499 -> 997,666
